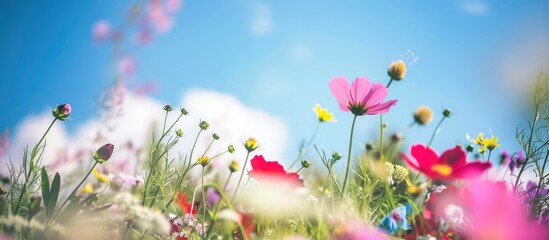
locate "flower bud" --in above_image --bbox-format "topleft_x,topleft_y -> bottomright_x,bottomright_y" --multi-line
391,132 -> 403,142
332,152 -> 342,161
229,160 -> 239,172
227,145 -> 235,153
413,105 -> 433,125
466,144 -> 474,153
387,60 -> 407,81
175,129 -> 183,137
244,138 -> 258,152
198,156 -> 210,167
180,108 -> 189,115
163,104 -> 173,112
94,143 -> 114,164
0,186 -> 7,195
365,143 -> 374,151
382,122 -> 388,128
212,133 -> 220,140
52,104 -> 71,121
443,108 -> 452,118
301,160 -> 311,168
199,121 -> 209,130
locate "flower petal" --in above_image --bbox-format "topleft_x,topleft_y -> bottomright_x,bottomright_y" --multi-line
452,162 -> 492,179
363,83 -> 388,108
350,77 -> 372,105
366,99 -> 398,115
401,153 -> 421,172
439,146 -> 466,169
410,144 -> 439,170
329,77 -> 351,109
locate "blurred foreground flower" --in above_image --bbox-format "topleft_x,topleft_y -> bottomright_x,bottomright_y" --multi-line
176,193 -> 197,216
401,144 -> 491,181
248,155 -> 303,187
329,77 -> 398,116
379,204 -> 412,234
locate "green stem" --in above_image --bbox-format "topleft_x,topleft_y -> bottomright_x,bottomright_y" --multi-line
289,123 -> 320,169
201,166 -> 207,226
341,115 -> 358,199
515,105 -> 539,189
380,115 -> 384,159
14,118 -> 57,215
232,152 -> 251,202
428,116 -> 446,147
386,78 -> 394,88
53,162 -> 98,221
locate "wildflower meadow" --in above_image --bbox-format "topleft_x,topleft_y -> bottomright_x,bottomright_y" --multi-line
1,1 -> 548,240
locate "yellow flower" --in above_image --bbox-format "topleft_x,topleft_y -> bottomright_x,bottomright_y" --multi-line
482,135 -> 501,152
313,104 -> 336,122
198,156 -> 210,166
81,184 -> 94,194
92,168 -> 110,184
472,133 -> 484,145
245,138 -> 259,152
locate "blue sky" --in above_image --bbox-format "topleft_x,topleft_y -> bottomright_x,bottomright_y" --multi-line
1,0 -> 548,164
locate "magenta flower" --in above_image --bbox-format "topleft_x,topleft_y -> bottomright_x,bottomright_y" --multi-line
329,77 -> 398,116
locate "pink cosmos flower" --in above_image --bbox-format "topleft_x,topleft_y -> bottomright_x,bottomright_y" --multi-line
118,57 -> 137,76
401,144 -> 491,181
92,20 -> 111,41
328,77 -> 398,116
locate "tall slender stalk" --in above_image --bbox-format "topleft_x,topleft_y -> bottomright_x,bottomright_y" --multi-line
340,115 -> 358,199
232,152 -> 251,201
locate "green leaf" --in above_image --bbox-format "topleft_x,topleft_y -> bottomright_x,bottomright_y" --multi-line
40,167 -> 50,209
46,173 -> 61,218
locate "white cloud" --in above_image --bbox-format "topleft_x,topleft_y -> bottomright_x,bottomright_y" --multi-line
251,4 -> 272,36
0,90 -> 289,181
459,1 -> 489,16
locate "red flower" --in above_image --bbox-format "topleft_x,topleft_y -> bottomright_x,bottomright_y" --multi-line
235,212 -> 254,240
401,144 -> 491,181
248,155 -> 303,187
176,193 -> 198,215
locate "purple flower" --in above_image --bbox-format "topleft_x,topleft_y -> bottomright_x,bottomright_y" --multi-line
206,188 -> 220,206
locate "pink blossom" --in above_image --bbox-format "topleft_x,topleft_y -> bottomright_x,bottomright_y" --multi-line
462,180 -> 547,240
148,2 -> 173,33
118,57 -> 137,76
165,0 -> 182,13
92,20 -> 111,41
328,77 -> 397,116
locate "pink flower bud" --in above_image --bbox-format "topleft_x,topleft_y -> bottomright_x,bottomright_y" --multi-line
94,143 -> 114,164
52,104 -> 71,121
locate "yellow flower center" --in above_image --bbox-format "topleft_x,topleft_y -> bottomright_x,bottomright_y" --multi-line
431,164 -> 453,176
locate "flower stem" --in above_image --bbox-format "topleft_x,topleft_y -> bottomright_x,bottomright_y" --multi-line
386,78 -> 394,88
289,122 -> 320,169
201,166 -> 207,224
428,116 -> 446,147
341,115 -> 358,199
53,161 -> 98,221
232,151 -> 251,202
380,114 -> 384,159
